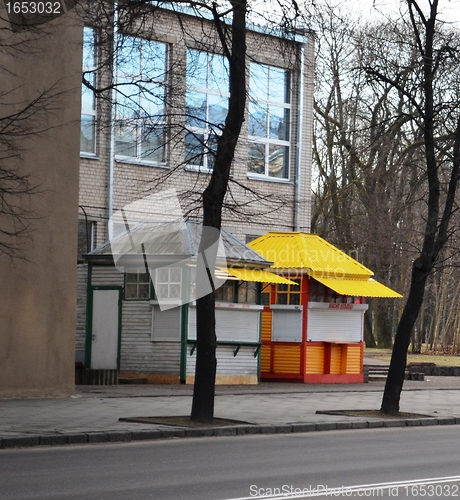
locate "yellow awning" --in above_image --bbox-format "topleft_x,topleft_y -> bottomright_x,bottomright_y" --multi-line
219,267 -> 297,285
312,275 -> 402,298
248,232 -> 373,277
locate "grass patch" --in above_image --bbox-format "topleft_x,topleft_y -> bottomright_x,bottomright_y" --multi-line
317,409 -> 432,419
365,348 -> 460,366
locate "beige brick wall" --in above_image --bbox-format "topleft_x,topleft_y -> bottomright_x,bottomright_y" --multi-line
78,7 -> 314,245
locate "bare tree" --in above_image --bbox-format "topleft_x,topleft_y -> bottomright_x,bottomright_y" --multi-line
362,0 -> 460,414
311,3 -> 417,348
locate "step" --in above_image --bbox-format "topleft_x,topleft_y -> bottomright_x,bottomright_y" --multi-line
118,377 -> 148,385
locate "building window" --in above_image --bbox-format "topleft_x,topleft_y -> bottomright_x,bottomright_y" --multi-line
309,278 -> 348,303
215,280 -> 257,304
115,36 -> 168,164
215,280 -> 236,302
185,49 -> 229,171
276,279 -> 301,305
81,27 -> 97,155
238,281 -> 257,304
248,63 -> 291,179
125,270 -> 150,300
77,220 -> 97,262
155,267 -> 182,300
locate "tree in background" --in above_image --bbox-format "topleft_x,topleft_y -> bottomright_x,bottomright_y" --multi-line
358,0 -> 460,414
311,3 -> 417,348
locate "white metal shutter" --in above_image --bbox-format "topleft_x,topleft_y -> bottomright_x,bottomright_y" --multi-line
188,304 -> 261,342
271,305 -> 303,342
307,303 -> 366,342
151,305 -> 181,341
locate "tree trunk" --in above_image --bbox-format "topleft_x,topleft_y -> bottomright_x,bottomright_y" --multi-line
190,0 -> 247,423
381,261 -> 428,414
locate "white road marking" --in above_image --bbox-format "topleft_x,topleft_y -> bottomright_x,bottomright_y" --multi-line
225,475 -> 460,499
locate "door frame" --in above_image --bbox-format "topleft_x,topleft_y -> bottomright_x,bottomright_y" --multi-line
85,285 -> 123,369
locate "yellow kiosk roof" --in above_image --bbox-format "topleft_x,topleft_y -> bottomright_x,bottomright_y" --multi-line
248,232 -> 402,298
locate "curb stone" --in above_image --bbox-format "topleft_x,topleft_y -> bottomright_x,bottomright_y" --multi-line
367,420 -> 384,428
67,433 -> 88,444
2,417 -> 460,449
87,432 -> 108,443
275,425 -> 293,434
336,422 -> 352,430
316,422 -> 337,431
236,425 -> 260,435
108,431 -> 132,442
2,435 -> 41,448
130,430 -> 162,441
40,434 -> 68,446
383,420 -> 405,427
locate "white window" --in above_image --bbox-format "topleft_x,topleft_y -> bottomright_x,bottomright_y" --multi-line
155,267 -> 182,300
115,37 -> 168,164
248,63 -> 291,179
81,27 -> 97,155
185,49 -> 229,171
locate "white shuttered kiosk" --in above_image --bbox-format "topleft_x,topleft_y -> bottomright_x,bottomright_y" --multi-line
307,303 -> 368,343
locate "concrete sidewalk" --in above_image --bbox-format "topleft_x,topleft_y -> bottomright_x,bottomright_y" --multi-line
2,376 -> 460,449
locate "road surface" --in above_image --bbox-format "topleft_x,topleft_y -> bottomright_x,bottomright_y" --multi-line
1,426 -> 460,499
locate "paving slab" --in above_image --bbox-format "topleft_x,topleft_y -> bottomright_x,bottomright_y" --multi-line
2,376 -> 460,448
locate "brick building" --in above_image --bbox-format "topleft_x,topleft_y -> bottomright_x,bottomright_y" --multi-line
78,5 -> 314,253
76,4 -> 315,382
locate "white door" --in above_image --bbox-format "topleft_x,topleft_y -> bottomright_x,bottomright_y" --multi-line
91,289 -> 120,369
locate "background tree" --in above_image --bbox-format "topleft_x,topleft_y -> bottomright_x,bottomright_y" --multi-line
357,0 -> 460,414
311,3 -> 417,348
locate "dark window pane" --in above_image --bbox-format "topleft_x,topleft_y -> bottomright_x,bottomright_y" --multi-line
185,91 -> 207,127
269,106 -> 289,140
185,132 -> 204,166
289,294 -> 300,305
268,144 -> 289,179
141,125 -> 165,162
248,143 -> 265,175
80,115 -> 95,154
115,121 -> 137,157
277,294 -> 288,305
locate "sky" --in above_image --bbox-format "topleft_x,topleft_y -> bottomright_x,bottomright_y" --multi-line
352,0 -> 460,24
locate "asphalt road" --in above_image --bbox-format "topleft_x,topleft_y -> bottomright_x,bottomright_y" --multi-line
2,426 -> 460,499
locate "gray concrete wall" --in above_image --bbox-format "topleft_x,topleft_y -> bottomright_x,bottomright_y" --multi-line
0,11 -> 82,397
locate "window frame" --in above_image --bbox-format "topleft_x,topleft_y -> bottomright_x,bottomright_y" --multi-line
154,267 -> 183,302
215,279 -> 258,305
275,279 -> 301,305
81,26 -> 97,156
115,36 -> 169,165
124,269 -> 151,301
185,49 -> 230,173
247,62 -> 292,181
